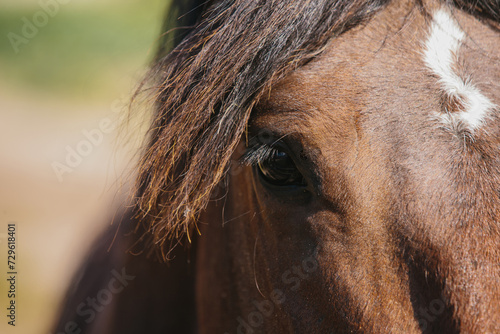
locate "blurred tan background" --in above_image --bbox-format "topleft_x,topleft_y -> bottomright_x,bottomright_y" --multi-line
0,0 -> 166,333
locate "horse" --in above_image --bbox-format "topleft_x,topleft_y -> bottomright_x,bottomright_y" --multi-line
54,0 -> 500,333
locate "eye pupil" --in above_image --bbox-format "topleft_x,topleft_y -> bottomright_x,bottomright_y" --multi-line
257,149 -> 305,187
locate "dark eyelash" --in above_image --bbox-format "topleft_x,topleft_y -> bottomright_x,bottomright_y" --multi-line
238,131 -> 289,166
239,144 -> 278,166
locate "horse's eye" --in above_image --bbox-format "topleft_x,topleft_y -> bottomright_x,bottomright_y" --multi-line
257,149 -> 305,187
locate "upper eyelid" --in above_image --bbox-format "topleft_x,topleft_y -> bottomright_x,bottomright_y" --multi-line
248,130 -> 289,147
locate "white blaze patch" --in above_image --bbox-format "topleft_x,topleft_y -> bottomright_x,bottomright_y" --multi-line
423,9 -> 495,133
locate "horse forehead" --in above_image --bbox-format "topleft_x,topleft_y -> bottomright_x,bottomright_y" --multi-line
269,2 -> 426,106
268,2 -> 500,137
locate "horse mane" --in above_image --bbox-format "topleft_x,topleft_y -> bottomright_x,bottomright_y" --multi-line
154,0 -> 211,60
133,0 -> 500,259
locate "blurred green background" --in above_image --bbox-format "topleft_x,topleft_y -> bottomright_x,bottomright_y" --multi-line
0,0 -> 167,333
0,0 -> 165,102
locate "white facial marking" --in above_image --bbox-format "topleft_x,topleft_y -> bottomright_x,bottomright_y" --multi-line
423,9 -> 495,133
